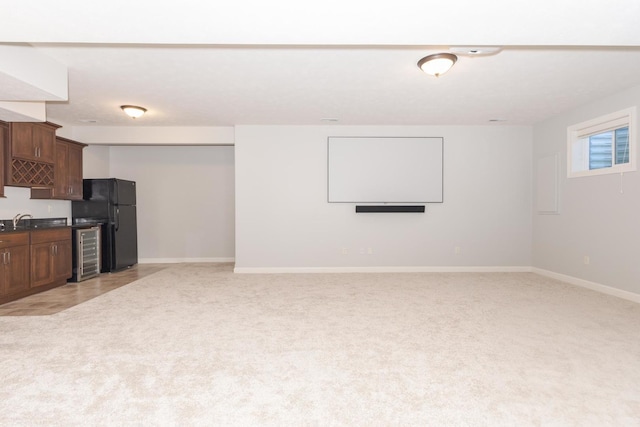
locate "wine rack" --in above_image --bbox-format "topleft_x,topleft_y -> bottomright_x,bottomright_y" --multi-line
10,159 -> 54,187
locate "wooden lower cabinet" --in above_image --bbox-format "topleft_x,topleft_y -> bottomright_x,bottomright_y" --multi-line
0,227 -> 72,304
30,228 -> 72,289
31,242 -> 57,288
53,239 -> 72,282
0,232 -> 30,297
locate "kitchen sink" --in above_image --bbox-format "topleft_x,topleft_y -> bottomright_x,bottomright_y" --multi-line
0,217 -> 68,232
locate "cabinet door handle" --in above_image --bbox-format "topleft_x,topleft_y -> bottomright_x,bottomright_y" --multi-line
2,252 -> 5,265
55,245 -> 58,256
7,251 -> 10,264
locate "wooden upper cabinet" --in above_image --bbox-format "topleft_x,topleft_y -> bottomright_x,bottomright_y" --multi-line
4,121 -> 61,188
33,124 -> 56,162
31,136 -> 86,200
0,123 -> 6,197
53,139 -> 69,197
53,137 -> 86,200
9,122 -> 59,163
1,121 -> 85,196
67,142 -> 84,199
9,123 -> 34,160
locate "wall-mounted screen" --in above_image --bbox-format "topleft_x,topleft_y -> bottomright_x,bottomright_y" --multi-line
327,137 -> 443,203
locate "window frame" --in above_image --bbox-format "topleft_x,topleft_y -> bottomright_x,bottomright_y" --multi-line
567,106 -> 636,178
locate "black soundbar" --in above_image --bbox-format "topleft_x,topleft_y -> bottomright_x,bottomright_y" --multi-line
355,205 -> 425,213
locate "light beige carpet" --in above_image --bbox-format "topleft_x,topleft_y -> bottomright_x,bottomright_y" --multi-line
1,263 -> 639,426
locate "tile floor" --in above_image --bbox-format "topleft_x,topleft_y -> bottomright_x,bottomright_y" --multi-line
0,264 -> 168,316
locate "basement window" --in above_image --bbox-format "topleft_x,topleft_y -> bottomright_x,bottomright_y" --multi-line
567,107 -> 636,178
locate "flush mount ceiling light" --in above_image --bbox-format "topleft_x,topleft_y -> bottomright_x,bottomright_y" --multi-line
120,105 -> 147,119
417,53 -> 458,77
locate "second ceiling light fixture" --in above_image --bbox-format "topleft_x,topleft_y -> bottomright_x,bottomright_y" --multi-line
121,105 -> 147,119
417,53 -> 458,77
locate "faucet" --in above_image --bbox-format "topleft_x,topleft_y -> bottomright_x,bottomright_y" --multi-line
12,213 -> 33,229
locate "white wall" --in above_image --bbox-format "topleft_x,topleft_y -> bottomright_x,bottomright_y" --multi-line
108,146 -> 235,263
82,145 -> 110,178
234,125 -> 532,271
72,126 -> 234,146
0,187 -> 70,222
533,84 -> 640,294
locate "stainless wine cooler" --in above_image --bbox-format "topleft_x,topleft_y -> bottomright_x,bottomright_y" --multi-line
72,226 -> 101,282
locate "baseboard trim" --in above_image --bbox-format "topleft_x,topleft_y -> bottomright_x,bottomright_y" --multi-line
136,261 -> 639,302
233,266 -> 532,274
139,257 -> 235,264
532,268 -> 640,304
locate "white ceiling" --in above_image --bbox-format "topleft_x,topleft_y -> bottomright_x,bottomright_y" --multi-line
3,1 -> 640,127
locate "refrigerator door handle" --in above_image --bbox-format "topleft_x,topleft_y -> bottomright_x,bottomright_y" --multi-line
115,207 -> 120,231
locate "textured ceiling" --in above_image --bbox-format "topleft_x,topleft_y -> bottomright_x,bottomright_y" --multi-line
3,1 -> 640,127
37,45 -> 640,126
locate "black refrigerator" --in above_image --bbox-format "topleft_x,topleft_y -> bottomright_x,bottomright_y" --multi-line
72,178 -> 138,272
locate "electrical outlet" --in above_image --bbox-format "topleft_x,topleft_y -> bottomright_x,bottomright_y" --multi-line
367,247 -> 373,255
454,246 -> 461,255
583,255 -> 590,265
47,205 -> 52,213
359,247 -> 366,254
341,247 -> 348,255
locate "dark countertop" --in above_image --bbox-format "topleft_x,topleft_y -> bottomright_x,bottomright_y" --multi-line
71,218 -> 104,229
71,223 -> 103,229
0,217 -> 68,233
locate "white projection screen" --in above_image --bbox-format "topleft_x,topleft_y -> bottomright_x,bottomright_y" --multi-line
327,137 -> 443,203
